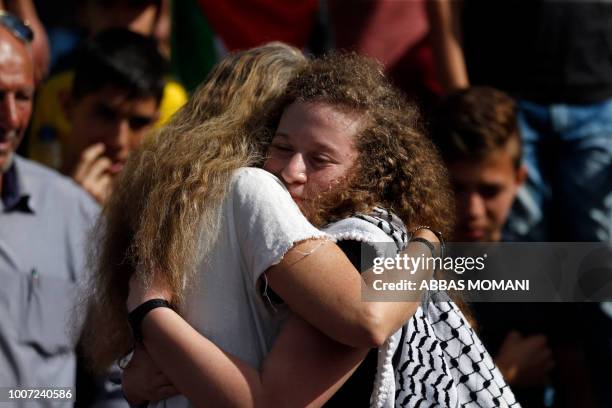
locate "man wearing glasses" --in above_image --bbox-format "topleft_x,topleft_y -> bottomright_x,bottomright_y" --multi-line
0,13 -> 124,407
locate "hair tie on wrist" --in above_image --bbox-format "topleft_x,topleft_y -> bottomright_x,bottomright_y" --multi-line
409,225 -> 446,258
128,299 -> 172,343
412,237 -> 437,258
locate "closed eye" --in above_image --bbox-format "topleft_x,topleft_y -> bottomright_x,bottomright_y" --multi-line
270,143 -> 293,152
479,185 -> 503,199
312,155 -> 332,164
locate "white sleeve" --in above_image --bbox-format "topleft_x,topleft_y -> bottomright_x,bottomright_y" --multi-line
230,168 -> 328,284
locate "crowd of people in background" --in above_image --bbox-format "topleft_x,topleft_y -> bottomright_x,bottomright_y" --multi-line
0,0 -> 611,407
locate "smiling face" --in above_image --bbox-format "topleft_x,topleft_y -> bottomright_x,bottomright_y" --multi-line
263,101 -> 360,210
0,28 -> 34,172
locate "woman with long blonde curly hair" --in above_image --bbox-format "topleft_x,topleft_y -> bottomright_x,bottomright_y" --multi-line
83,42 -> 309,371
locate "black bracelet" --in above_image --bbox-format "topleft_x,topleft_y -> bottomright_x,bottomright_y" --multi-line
412,237 -> 436,258
128,299 -> 172,343
409,225 -> 445,258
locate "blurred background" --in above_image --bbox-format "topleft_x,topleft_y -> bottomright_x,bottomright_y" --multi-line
2,0 -> 612,407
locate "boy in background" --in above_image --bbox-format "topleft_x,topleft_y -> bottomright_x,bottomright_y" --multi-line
32,28 -> 167,203
431,87 -> 556,406
431,86 -> 527,243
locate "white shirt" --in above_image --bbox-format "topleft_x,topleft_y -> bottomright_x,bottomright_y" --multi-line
154,168 -> 326,408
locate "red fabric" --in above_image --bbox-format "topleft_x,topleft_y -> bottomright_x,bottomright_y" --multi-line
328,0 -> 441,106
197,0 -> 318,51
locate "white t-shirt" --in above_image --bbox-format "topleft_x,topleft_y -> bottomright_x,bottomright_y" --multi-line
153,167 -> 326,408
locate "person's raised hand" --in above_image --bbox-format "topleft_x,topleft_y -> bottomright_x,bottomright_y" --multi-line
495,330 -> 555,387
71,143 -> 113,204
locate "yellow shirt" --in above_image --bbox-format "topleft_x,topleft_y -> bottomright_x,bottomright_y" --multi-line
28,71 -> 188,169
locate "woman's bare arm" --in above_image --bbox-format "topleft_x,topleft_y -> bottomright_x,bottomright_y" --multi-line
427,0 -> 469,93
124,229 -> 436,405
265,229 -> 438,348
132,306 -> 367,408
124,226 -> 436,405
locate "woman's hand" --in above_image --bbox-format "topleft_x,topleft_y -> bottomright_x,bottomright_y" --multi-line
127,271 -> 173,313
136,310 -> 367,407
122,344 -> 179,405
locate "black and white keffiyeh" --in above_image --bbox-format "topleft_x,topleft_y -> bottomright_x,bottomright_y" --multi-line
322,208 -> 520,408
387,294 -> 519,408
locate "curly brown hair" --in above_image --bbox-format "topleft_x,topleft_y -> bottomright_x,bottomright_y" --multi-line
270,52 -> 455,238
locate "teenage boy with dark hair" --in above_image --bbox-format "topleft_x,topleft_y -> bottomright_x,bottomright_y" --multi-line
63,28 -> 166,203
30,28 -> 167,203
431,86 -> 556,406
431,86 -> 527,242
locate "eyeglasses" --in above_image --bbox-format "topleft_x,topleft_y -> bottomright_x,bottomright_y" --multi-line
0,10 -> 33,44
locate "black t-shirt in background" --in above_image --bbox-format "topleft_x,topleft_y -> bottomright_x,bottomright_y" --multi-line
463,0 -> 612,104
